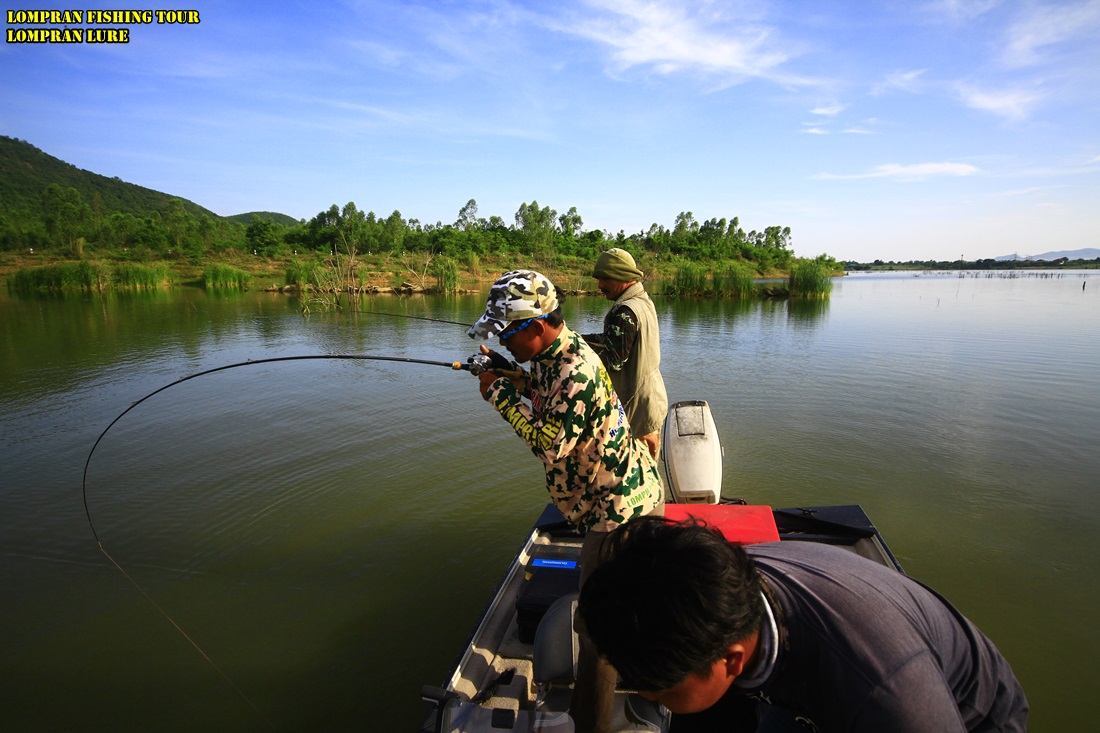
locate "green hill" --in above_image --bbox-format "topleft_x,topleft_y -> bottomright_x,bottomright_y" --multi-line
1,135 -> 301,233
0,136 -> 223,221
226,211 -> 301,227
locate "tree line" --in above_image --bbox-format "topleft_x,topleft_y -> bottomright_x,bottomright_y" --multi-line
847,257 -> 1100,270
3,184 -> 814,275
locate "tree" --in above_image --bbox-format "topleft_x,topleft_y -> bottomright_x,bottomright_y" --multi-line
245,215 -> 282,256
671,211 -> 699,256
42,184 -> 91,256
456,199 -> 479,231
163,198 -> 195,258
515,199 -> 558,266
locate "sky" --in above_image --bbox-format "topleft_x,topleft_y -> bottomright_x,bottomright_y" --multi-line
3,0 -> 1099,262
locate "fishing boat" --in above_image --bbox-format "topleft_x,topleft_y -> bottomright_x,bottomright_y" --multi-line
419,401 -> 902,732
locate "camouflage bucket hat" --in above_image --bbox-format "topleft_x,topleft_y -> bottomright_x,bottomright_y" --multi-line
467,270 -> 560,339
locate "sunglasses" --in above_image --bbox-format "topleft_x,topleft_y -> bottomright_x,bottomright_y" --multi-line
499,314 -> 548,340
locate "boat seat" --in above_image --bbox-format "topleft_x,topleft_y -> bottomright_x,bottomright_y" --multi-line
532,592 -> 579,684
530,591 -> 671,732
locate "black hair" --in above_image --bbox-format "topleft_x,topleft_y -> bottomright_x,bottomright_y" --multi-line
577,516 -> 764,691
545,285 -> 566,327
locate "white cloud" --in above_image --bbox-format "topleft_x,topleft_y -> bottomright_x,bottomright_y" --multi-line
955,84 -> 1042,120
1000,1 -> 1100,68
872,69 -> 927,95
816,163 -> 981,181
811,101 -> 845,116
562,0 -> 807,87
924,0 -> 1001,23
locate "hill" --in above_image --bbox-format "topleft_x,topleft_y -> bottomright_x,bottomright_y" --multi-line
0,135 -> 220,220
995,248 -> 1100,262
226,211 -> 301,227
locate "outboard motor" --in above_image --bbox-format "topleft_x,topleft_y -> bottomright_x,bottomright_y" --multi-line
662,400 -> 723,504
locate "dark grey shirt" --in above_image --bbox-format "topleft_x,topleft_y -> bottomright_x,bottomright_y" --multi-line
739,542 -> 1028,732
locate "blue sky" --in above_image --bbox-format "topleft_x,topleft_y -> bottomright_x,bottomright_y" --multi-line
4,0 -> 1098,262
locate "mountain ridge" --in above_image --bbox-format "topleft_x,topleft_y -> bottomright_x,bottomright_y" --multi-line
995,248 -> 1100,262
0,136 -> 296,225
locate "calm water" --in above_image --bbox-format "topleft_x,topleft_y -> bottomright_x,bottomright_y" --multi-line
1,271 -> 1097,731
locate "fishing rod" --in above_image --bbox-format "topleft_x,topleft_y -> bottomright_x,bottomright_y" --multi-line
80,351 -> 508,725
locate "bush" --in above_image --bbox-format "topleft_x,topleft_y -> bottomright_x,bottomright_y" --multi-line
713,261 -> 756,299
202,264 -> 249,289
788,259 -> 833,298
664,261 -> 709,296
431,256 -> 459,292
113,262 -> 170,289
7,261 -> 111,292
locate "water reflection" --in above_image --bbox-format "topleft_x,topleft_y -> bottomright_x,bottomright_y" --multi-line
786,297 -> 830,322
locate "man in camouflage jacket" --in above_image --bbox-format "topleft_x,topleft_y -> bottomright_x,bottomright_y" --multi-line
467,269 -> 662,532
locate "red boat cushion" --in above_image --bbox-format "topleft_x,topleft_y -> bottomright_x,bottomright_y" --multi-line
663,504 -> 779,544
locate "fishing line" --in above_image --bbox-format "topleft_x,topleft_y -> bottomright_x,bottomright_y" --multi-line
361,309 -> 472,328
81,353 -> 472,726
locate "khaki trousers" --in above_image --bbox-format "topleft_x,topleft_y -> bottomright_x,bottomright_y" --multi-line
570,502 -> 664,733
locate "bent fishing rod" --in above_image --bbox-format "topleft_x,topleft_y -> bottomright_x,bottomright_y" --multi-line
81,351 -> 512,542
80,351 -> 506,725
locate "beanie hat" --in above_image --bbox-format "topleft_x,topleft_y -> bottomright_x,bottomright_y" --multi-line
467,270 -> 560,340
592,248 -> 643,282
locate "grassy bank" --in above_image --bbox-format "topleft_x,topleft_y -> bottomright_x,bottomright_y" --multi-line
2,249 -> 814,295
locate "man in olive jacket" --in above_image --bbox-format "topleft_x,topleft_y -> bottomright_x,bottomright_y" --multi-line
584,248 -> 668,460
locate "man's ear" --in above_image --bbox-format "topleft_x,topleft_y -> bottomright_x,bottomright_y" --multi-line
529,317 -> 551,344
721,642 -> 752,679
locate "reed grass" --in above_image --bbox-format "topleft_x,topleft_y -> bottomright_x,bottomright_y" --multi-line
712,261 -> 757,299
432,256 -> 459,292
788,259 -> 833,298
7,261 -> 111,292
463,252 -> 480,279
285,259 -> 323,288
664,262 -> 709,296
202,264 -> 250,289
112,262 -> 170,289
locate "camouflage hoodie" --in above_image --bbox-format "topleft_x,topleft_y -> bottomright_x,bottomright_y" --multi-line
484,325 -> 662,532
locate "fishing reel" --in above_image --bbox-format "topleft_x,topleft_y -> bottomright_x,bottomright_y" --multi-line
461,349 -> 514,375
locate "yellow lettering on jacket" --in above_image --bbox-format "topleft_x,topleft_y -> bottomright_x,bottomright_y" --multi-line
498,401 -> 560,452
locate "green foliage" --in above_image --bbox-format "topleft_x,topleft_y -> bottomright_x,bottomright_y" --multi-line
41,184 -> 92,257
463,251 -> 480,278
1,137 -> 832,298
285,258 -> 321,287
788,259 -> 834,298
113,262 -> 171,288
202,264 -> 249,289
664,261 -> 709,296
431,255 -> 459,292
245,214 -> 284,257
713,261 -> 757,299
7,261 -> 111,292
0,136 -> 217,220
227,211 -> 300,227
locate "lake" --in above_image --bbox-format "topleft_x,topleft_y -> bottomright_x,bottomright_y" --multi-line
1,270 -> 1097,731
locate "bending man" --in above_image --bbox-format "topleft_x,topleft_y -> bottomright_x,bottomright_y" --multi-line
579,517 -> 1028,732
